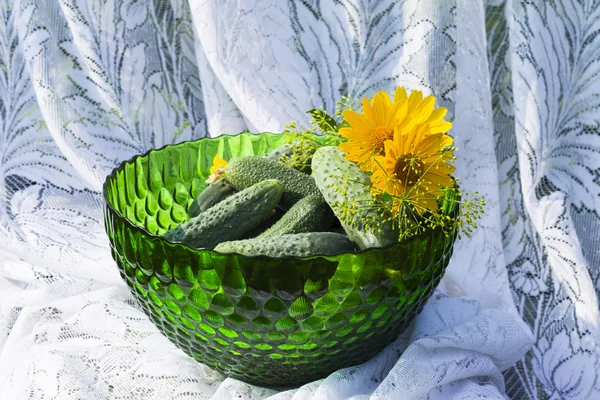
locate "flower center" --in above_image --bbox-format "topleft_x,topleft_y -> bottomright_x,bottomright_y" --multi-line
369,126 -> 394,155
394,154 -> 424,184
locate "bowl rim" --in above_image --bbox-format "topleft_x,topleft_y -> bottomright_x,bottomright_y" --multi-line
102,131 -> 459,261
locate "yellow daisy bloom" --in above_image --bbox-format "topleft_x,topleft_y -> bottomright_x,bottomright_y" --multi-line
206,155 -> 228,183
370,124 -> 455,214
338,87 -> 452,172
209,154 -> 228,174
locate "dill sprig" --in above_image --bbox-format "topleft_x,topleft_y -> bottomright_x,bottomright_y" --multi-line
281,100 -> 353,170
334,94 -> 361,126
283,93 -> 361,147
326,164 -> 485,242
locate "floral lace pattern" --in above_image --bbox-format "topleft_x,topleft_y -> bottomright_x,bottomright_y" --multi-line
0,0 -> 598,399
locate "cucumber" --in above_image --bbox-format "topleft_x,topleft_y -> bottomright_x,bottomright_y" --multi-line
264,143 -> 316,174
214,232 -> 355,257
225,156 -> 321,208
241,207 -> 285,239
187,178 -> 236,218
312,146 -> 397,250
164,179 -> 283,249
330,226 -> 348,236
258,194 -> 334,238
263,144 -> 293,162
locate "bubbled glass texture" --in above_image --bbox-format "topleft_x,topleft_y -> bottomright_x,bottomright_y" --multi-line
103,132 -> 458,387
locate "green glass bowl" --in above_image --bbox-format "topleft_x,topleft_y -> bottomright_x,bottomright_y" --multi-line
103,132 -> 458,388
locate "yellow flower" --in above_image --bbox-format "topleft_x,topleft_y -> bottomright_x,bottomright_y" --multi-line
339,87 -> 452,172
206,155 -> 228,183
209,155 -> 228,174
370,124 -> 455,214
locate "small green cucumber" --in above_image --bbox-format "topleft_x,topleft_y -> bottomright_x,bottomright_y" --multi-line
312,146 -> 397,250
330,226 -> 348,236
263,144 -> 294,162
164,179 -> 283,249
258,194 -> 334,238
241,207 -> 285,239
187,178 -> 236,218
225,156 -> 321,208
214,232 -> 355,257
264,143 -> 316,174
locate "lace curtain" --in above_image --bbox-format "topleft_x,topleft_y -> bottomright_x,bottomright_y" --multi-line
0,0 -> 598,399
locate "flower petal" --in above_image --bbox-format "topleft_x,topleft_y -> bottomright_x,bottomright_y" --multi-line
343,110 -> 373,134
339,126 -> 368,142
210,155 -> 228,174
388,101 -> 408,127
415,95 -> 435,121
372,92 -> 390,125
427,171 -> 455,187
393,127 -> 413,154
362,97 -> 376,124
438,133 -> 454,148
338,141 -> 365,153
394,86 -> 408,102
383,140 -> 398,159
407,90 -> 423,111
413,133 -> 445,154
426,107 -> 448,123
416,197 -> 439,213
428,121 -> 453,134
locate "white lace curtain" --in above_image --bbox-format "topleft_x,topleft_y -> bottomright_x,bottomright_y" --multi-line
0,0 -> 598,399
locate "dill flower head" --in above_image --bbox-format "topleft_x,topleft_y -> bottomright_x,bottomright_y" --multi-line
338,87 -> 452,172
370,124 -> 456,214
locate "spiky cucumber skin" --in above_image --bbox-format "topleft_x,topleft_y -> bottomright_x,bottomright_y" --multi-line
312,146 -> 397,250
187,178 -> 236,218
214,232 -> 355,257
164,179 -> 283,249
225,156 -> 321,208
241,207 -> 285,239
258,194 -> 333,238
263,144 -> 293,162
264,143 -> 315,174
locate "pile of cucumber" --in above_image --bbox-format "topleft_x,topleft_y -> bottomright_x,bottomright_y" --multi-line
163,145 -> 398,257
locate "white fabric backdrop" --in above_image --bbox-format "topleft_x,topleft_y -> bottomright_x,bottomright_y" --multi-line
0,0 -> 598,399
